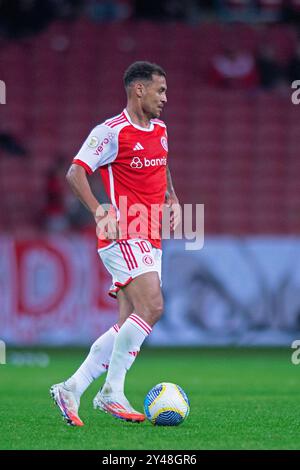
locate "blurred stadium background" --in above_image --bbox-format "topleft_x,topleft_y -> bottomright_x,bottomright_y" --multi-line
2,0 -> 300,451
1,0 -> 300,348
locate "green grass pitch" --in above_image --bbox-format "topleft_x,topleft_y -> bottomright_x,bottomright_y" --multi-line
0,347 -> 299,450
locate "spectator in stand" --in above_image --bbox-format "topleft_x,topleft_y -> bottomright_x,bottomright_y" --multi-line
0,0 -> 83,39
256,45 -> 285,90
286,41 -> 300,84
0,0 -> 55,39
0,132 -> 27,157
163,0 -> 195,21
43,156 -> 69,233
86,0 -> 131,22
133,0 -> 165,19
52,0 -> 84,20
257,0 -> 283,23
133,0 -> 202,22
209,45 -> 259,90
215,0 -> 257,22
282,0 -> 300,24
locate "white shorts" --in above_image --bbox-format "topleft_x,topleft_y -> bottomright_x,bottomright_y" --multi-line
98,239 -> 162,298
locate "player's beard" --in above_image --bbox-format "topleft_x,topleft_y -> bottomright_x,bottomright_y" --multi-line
143,103 -> 161,120
146,110 -> 159,120
152,107 -> 162,119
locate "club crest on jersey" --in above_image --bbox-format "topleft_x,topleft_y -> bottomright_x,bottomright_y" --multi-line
142,255 -> 154,266
161,136 -> 168,151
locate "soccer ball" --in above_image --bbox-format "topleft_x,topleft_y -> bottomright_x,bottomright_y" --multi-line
144,382 -> 190,426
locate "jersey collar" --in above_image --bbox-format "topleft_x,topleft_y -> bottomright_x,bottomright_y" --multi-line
123,109 -> 154,132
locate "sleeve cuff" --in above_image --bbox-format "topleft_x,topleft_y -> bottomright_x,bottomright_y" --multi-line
72,159 -> 93,175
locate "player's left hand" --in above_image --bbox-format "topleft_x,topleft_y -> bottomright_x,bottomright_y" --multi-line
165,191 -> 181,231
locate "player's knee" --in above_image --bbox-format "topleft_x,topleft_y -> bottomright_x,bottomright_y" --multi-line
148,297 -> 164,323
133,290 -> 164,325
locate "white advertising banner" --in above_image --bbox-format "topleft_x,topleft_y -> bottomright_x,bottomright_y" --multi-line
1,235 -> 300,346
150,237 -> 300,346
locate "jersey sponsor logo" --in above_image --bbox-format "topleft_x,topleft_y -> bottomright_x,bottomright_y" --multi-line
93,132 -> 115,155
130,156 -> 143,169
144,157 -> 167,167
88,136 -> 99,148
161,136 -> 168,151
133,142 -> 144,151
142,255 -> 154,266
130,156 -> 167,169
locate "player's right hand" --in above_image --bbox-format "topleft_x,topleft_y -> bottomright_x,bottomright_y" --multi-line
95,204 -> 119,240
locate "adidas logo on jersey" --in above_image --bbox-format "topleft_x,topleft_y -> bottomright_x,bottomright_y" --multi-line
133,142 -> 144,151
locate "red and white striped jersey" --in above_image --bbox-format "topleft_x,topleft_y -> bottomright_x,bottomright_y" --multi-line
73,109 -> 168,249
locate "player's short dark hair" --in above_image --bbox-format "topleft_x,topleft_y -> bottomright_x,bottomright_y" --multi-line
123,61 -> 166,88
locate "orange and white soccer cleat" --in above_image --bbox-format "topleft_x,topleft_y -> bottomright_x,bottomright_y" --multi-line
50,383 -> 84,427
93,384 -> 145,423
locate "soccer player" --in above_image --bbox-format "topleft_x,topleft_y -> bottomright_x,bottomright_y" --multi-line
50,61 -> 179,425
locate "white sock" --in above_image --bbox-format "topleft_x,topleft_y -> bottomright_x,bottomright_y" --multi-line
64,324 -> 119,400
103,313 -> 152,394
